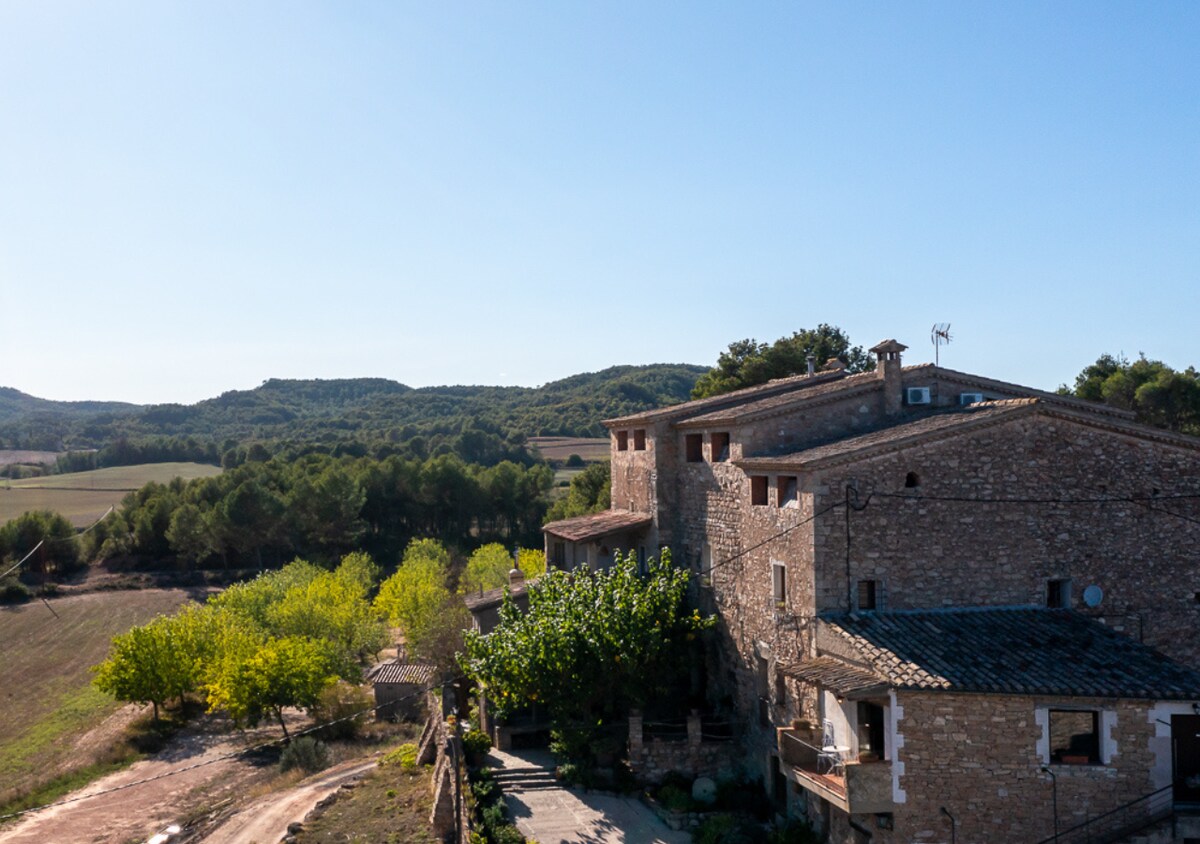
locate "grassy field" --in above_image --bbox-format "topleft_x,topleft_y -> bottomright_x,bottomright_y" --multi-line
527,436 -> 609,463
0,450 -> 61,467
0,462 -> 222,527
0,588 -> 197,801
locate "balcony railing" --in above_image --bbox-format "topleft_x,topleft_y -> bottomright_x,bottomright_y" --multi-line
777,726 -> 894,815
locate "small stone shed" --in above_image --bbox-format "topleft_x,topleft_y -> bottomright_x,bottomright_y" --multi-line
369,660 -> 435,721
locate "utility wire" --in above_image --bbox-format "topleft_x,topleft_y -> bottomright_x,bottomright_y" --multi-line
0,671 -> 467,823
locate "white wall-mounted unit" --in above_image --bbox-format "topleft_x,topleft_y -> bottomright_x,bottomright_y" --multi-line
906,387 -> 931,405
959,392 -> 984,405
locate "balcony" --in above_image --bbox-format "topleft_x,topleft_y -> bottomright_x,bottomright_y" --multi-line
777,727 -> 894,815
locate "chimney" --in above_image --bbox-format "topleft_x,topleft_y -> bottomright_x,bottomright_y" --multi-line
869,339 -> 908,416
508,545 -> 524,588
806,354 -> 815,376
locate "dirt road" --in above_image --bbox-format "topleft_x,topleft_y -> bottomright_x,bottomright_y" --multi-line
199,758 -> 377,844
0,722 -> 285,844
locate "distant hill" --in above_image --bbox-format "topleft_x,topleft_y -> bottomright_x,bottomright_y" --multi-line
0,364 -> 707,451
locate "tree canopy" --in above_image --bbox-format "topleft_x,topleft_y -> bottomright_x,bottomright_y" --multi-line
691,324 -> 874,399
460,549 -> 714,726
1064,353 -> 1200,435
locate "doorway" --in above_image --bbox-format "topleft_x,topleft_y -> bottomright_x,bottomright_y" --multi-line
1172,714 -> 1200,804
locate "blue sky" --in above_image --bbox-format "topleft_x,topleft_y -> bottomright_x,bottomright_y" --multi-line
2,2 -> 1196,405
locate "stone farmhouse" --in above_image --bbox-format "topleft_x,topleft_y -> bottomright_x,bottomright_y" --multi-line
543,340 -> 1200,844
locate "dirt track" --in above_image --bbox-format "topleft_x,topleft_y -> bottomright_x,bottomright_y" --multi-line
0,720 -> 290,844
199,758 -> 376,844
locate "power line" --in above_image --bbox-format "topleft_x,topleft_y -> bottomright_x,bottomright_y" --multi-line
0,672 -> 465,823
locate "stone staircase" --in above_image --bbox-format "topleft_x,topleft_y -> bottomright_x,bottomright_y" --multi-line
487,748 -> 560,793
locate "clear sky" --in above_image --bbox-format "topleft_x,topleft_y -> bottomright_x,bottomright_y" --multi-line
2,2 -> 1196,405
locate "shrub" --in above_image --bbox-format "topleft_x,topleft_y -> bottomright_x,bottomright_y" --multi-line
312,680 -> 373,740
381,742 -> 419,772
491,824 -> 524,844
279,737 -> 331,773
463,729 -> 493,757
0,577 -> 30,604
658,783 -> 692,812
694,813 -> 767,844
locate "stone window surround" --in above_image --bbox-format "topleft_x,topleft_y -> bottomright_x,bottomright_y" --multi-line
772,560 -> 787,607
1035,704 -> 1117,766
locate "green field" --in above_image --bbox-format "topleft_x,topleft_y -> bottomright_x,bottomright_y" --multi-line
0,589 -> 197,800
0,462 -> 222,527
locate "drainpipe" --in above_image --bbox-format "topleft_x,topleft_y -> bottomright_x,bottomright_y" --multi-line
1041,766 -> 1059,843
940,807 -> 957,844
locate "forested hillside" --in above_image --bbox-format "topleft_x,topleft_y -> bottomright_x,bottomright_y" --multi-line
0,364 -> 706,455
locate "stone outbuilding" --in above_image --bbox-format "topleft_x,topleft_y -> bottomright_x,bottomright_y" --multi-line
369,660 -> 435,721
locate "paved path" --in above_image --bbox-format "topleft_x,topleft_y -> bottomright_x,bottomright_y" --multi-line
487,748 -> 692,844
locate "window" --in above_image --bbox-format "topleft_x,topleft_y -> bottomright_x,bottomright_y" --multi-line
711,432 -> 730,462
751,476 -> 769,506
685,433 -> 704,462
1049,709 -> 1100,764
777,476 -> 798,508
1047,578 -> 1071,608
616,431 -> 629,452
700,544 -> 712,584
774,671 -> 787,706
857,579 -> 878,611
633,429 -> 646,451
857,701 -> 886,759
772,562 -> 787,607
552,541 -> 565,568
904,471 -> 920,488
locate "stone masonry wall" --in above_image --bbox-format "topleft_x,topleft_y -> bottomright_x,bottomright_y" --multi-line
857,692 -> 1158,844
809,413 -> 1200,668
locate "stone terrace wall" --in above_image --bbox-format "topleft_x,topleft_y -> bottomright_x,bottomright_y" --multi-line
627,712 -> 742,784
809,413 -> 1200,668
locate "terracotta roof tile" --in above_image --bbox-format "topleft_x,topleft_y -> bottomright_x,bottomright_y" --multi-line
369,661 -> 435,686
541,509 -> 652,543
822,608 -> 1200,700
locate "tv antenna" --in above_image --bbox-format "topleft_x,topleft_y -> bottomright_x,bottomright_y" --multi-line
931,323 -> 952,367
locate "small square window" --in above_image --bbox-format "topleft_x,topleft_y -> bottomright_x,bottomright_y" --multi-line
857,580 -> 878,611
1047,578 -> 1071,608
711,432 -> 730,462
685,434 -> 703,462
616,431 -> 629,452
1050,709 -> 1100,764
777,476 -> 798,508
751,476 -> 769,506
633,429 -> 646,451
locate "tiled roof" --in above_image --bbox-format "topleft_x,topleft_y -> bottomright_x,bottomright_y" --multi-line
369,661 -> 435,686
677,370 -> 883,427
604,370 -> 848,427
738,399 -> 1038,470
778,656 -> 889,698
463,579 -> 532,612
822,608 -> 1200,700
541,509 -> 652,542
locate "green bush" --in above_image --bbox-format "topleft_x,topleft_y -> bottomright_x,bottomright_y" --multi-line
658,783 -> 692,812
0,577 -> 30,604
463,729 -> 493,757
313,680 -> 373,740
491,824 -> 524,844
279,737 -> 331,773
694,813 -> 767,844
381,742 -> 419,772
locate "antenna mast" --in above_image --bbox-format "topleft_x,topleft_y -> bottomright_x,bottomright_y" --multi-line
931,323 -> 952,367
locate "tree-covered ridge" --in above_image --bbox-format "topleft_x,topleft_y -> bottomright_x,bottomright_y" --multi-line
0,364 -> 707,452
1062,353 -> 1200,436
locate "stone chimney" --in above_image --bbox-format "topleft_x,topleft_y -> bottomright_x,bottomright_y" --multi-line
806,354 -> 816,376
869,339 -> 908,416
508,546 -> 524,588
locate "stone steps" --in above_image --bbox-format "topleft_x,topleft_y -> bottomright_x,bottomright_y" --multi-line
492,765 -> 559,792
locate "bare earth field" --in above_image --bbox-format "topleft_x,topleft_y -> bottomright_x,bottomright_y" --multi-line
0,462 -> 222,526
0,589 -> 199,799
527,436 -> 609,463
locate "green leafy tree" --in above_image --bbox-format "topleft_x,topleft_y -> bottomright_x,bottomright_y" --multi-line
166,503 -> 218,567
1066,353 -> 1200,435
373,539 -> 453,660
0,510 -> 80,578
93,615 -> 190,721
545,463 -> 611,522
691,324 -> 873,399
461,549 -> 714,725
461,543 -> 547,594
206,635 -> 336,738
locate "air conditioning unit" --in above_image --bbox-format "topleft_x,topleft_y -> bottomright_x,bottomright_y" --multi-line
959,392 -> 984,406
906,387 -> 931,405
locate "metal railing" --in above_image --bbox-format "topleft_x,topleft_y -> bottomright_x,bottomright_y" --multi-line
1033,781 -> 1175,844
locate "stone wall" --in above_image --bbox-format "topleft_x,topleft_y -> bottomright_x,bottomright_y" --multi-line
809,413 -> 1200,667
854,692 -> 1160,844
627,711 -> 742,784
